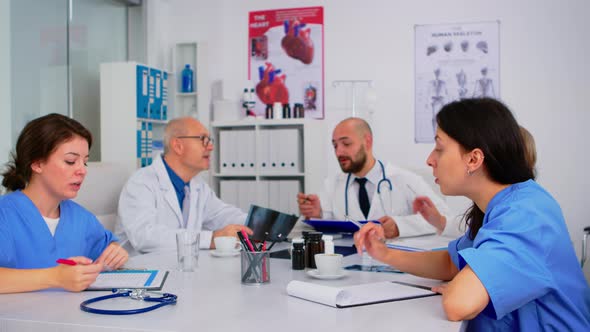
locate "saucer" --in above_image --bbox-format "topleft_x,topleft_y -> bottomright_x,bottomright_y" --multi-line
210,249 -> 240,257
306,269 -> 347,280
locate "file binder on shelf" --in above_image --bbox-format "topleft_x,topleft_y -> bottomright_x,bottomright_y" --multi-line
101,61 -> 170,171
210,120 -> 326,224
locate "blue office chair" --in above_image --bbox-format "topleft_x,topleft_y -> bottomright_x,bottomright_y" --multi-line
582,226 -> 590,267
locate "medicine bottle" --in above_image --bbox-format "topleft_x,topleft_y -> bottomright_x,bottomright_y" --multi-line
322,235 -> 334,255
273,102 -> 283,119
265,104 -> 273,119
181,64 -> 194,93
242,88 -> 249,110
282,103 -> 291,119
302,231 -> 310,245
291,238 -> 305,270
305,231 -> 324,269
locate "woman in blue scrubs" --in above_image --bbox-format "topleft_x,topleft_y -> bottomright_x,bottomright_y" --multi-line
354,98 -> 590,330
0,114 -> 128,293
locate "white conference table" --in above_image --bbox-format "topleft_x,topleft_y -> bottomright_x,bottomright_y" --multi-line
0,238 -> 464,332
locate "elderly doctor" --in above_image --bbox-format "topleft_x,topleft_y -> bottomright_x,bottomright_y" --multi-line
298,117 -> 449,238
116,117 -> 252,255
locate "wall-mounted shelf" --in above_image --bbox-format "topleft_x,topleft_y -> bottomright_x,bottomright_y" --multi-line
171,42 -> 204,118
210,119 -> 326,214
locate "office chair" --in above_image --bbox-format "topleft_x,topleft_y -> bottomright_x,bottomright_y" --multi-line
582,226 -> 590,268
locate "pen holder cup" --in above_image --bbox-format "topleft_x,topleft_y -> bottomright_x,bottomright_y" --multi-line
240,251 -> 270,285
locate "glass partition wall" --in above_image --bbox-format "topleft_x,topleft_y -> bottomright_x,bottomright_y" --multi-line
9,0 -> 129,161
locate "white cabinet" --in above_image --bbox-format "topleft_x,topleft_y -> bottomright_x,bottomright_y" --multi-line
171,42 -> 204,118
100,61 -> 169,171
211,119 -> 327,215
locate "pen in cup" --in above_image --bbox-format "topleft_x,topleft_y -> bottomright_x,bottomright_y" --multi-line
237,231 -> 263,281
240,229 -> 256,252
266,233 -> 282,251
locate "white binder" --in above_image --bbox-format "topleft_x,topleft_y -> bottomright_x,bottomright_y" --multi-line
220,180 -> 239,207
258,129 -> 271,174
219,130 -> 231,174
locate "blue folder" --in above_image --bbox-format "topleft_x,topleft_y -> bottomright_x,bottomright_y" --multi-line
303,219 -> 370,234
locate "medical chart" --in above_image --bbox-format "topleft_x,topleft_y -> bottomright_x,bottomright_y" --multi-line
414,21 -> 500,143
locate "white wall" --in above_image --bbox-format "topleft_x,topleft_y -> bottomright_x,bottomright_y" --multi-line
156,0 -> 590,259
0,0 -> 11,179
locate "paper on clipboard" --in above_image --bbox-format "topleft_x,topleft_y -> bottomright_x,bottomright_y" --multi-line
86,270 -> 169,291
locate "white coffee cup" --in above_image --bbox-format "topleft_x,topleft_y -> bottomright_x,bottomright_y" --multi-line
314,253 -> 343,275
214,236 -> 239,253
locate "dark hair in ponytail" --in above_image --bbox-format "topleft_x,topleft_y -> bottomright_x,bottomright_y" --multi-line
436,98 -> 534,239
2,113 -> 92,192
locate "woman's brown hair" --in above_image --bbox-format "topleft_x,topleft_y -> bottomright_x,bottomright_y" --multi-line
2,113 -> 92,191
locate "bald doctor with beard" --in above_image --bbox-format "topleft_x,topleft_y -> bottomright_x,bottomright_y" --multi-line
298,117 -> 449,238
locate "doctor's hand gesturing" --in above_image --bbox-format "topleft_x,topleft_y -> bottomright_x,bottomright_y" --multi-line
96,242 -> 129,271
53,256 -> 103,292
413,196 -> 446,234
297,193 -> 321,219
376,216 -> 400,239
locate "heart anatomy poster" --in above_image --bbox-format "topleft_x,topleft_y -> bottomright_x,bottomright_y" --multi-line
248,7 -> 324,119
414,21 -> 500,143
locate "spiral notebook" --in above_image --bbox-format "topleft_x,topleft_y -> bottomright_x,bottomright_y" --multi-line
286,280 -> 437,308
86,270 -> 169,291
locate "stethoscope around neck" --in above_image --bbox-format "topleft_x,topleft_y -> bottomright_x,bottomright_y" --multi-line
344,160 -> 393,217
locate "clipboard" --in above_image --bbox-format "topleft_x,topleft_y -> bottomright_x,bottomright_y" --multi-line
86,270 -> 169,291
303,219 -> 370,233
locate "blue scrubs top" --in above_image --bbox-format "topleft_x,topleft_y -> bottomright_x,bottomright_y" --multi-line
0,191 -> 117,268
448,180 -> 590,331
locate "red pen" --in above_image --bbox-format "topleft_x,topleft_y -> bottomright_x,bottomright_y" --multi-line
241,229 -> 256,252
56,258 -> 77,266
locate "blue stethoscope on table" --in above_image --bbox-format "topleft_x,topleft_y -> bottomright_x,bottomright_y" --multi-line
80,289 -> 177,315
344,160 -> 393,217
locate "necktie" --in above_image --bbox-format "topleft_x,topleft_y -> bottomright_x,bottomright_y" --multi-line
355,178 -> 370,219
182,185 -> 190,228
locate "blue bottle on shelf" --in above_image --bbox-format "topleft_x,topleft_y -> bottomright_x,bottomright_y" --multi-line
181,64 -> 194,93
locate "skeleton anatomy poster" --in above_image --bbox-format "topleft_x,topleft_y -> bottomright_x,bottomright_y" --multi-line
414,21 -> 500,143
248,6 -> 324,119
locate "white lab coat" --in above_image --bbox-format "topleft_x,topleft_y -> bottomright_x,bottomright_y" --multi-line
319,161 -> 450,237
115,155 -> 247,255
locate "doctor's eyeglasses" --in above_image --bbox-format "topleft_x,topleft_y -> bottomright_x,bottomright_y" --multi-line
176,135 -> 214,147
